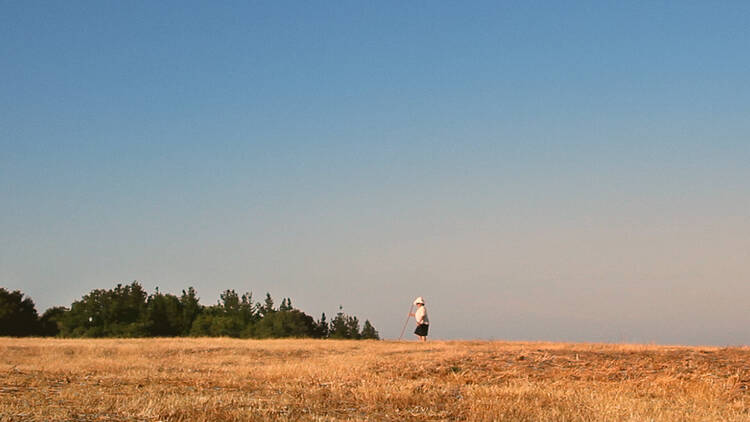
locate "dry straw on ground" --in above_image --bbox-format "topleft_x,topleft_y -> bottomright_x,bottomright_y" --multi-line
1,338 -> 749,421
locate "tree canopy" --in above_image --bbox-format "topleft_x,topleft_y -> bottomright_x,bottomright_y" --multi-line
0,283 -> 379,340
0,288 -> 41,336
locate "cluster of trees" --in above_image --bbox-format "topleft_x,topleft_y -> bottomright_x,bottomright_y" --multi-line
0,288 -> 61,337
0,283 -> 379,340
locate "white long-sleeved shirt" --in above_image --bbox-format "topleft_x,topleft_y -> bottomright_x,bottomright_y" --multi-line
415,306 -> 429,325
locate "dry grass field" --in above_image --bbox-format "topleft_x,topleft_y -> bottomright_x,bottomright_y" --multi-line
1,338 -> 749,421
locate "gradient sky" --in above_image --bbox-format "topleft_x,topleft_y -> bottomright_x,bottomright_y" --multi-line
2,1 -> 749,345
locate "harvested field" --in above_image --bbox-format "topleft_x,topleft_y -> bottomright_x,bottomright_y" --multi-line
1,338 -> 749,421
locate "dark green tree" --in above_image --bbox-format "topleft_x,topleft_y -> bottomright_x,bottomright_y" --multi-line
190,290 -> 258,337
361,320 -> 380,340
220,290 -> 240,314
147,289 -> 182,336
314,313 -> 329,338
329,306 -> 361,339
329,306 -> 347,339
239,292 -> 258,325
40,306 -> 68,337
189,313 -> 213,336
208,315 -> 244,337
61,281 -> 150,337
179,287 -> 201,335
0,288 -> 41,336
261,293 -> 275,316
29,282 -> 376,340
345,315 -> 361,340
279,298 -> 293,312
253,309 -> 316,338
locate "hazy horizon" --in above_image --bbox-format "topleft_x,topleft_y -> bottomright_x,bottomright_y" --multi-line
2,2 -> 748,345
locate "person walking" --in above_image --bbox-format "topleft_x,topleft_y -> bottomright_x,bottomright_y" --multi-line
409,297 -> 429,342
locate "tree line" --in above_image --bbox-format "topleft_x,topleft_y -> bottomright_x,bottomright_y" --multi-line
0,283 -> 379,340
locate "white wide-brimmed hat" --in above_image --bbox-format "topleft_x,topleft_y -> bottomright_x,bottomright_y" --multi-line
413,297 -> 425,305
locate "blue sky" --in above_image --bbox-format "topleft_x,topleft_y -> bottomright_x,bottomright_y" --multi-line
2,1 -> 749,344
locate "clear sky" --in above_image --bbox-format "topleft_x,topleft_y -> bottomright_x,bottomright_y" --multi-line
2,1 -> 749,345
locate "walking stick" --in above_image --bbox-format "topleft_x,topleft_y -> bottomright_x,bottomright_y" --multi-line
398,303 -> 414,340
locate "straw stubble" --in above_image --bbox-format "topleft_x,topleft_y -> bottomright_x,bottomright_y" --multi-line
1,338 -> 748,421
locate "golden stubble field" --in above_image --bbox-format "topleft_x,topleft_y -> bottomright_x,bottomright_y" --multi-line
1,338 -> 749,421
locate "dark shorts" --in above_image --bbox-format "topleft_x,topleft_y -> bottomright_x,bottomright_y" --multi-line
414,324 -> 429,336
